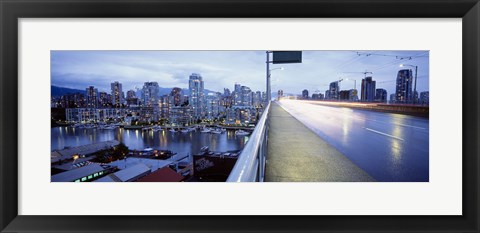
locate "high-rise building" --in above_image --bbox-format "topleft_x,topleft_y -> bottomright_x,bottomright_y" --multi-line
126,90 -> 136,99
111,81 -> 124,108
312,93 -> 324,100
86,86 -> 98,109
205,93 -> 220,120
390,93 -> 396,104
223,88 -> 231,97
302,89 -> 309,99
126,90 -> 139,106
233,83 -> 242,106
329,81 -> 339,100
98,92 -> 110,107
325,90 -> 330,100
395,69 -> 413,104
142,82 -> 160,107
375,88 -> 388,103
253,91 -> 262,108
159,95 -> 170,119
188,73 -> 205,119
339,90 -> 350,100
170,106 -> 192,126
241,86 -> 252,106
60,93 -> 86,108
170,87 -> 184,106
361,76 -> 376,102
420,91 -> 429,105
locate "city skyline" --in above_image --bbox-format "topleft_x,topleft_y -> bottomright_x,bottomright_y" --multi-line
51,50 -> 429,97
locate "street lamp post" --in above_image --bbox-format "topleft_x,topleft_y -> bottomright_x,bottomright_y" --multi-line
266,52 -> 271,102
400,64 -> 418,104
266,51 -> 284,102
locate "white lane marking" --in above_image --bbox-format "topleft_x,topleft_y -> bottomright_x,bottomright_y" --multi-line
394,123 -> 426,130
364,127 -> 404,141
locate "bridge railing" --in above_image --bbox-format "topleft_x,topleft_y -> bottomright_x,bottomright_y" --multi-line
226,102 -> 271,182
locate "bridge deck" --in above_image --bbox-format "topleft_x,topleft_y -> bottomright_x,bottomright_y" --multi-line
265,102 -> 375,182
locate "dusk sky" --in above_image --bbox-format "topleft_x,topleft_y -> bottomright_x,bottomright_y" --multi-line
51,50 -> 429,97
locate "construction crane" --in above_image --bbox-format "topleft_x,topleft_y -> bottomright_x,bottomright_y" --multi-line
343,70 -> 373,78
343,71 -> 373,90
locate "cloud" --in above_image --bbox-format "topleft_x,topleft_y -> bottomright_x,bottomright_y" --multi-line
51,50 -> 429,96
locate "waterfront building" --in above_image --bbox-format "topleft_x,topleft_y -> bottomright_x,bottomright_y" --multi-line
302,89 -> 309,99
86,86 -> 99,109
142,82 -> 160,107
136,166 -> 185,182
95,163 -> 151,182
111,81 -> 124,108
420,91 -> 429,105
329,81 -> 339,100
169,105 -> 193,126
205,93 -> 220,120
395,69 -> 413,104
52,164 -> 109,182
66,108 -> 127,123
188,73 -> 205,119
98,92 -> 111,107
375,88 -> 388,103
159,95 -> 170,119
225,106 -> 256,125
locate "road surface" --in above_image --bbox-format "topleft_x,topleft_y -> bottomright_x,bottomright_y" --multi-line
277,100 -> 429,182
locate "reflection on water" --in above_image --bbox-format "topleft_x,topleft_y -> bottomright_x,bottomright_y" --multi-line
51,127 -> 247,156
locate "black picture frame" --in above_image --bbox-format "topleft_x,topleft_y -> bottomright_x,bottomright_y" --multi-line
1,0 -> 479,232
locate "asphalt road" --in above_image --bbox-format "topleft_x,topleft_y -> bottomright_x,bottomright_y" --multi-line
277,99 -> 429,182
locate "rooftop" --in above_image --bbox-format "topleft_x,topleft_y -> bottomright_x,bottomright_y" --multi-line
51,140 -> 120,163
136,167 -> 184,182
108,157 -> 172,172
51,164 -> 106,182
114,163 -> 151,182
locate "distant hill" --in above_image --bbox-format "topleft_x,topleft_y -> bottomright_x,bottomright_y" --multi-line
52,85 -> 219,98
51,86 -> 86,97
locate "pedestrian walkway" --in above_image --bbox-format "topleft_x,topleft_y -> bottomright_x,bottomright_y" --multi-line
265,102 -> 375,182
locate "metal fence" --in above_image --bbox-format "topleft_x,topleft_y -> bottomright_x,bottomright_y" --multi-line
226,102 -> 271,182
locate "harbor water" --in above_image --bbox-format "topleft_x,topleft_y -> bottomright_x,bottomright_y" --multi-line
51,127 -> 248,156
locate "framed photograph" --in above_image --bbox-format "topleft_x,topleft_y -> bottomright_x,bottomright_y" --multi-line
1,0 -> 478,232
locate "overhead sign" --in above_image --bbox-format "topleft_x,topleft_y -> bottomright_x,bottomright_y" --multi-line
272,51 -> 302,64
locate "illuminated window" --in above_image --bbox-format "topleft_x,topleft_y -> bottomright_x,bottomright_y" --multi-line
81,177 -> 87,181
74,180 -> 80,182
